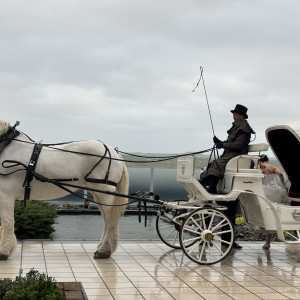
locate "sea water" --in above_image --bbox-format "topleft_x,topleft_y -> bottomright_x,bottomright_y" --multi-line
52,214 -> 159,241
51,167 -> 196,240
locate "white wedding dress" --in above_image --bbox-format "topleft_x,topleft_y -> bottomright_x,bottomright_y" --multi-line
262,174 -> 290,205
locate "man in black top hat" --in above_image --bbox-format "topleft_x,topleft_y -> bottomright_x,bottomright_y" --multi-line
201,104 -> 255,193
200,104 -> 255,249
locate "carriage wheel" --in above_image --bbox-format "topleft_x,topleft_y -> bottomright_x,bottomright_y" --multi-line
283,230 -> 300,242
156,202 -> 201,249
156,209 -> 185,249
179,207 -> 234,265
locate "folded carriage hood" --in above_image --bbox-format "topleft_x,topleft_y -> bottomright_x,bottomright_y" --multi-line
265,121 -> 300,199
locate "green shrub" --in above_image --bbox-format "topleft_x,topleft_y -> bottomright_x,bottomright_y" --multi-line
0,269 -> 65,299
14,200 -> 57,238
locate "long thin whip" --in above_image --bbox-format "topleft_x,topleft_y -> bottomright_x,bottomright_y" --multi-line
192,66 -> 215,137
192,66 -> 219,161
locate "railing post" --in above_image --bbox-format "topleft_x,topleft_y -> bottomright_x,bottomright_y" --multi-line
83,189 -> 89,208
150,168 -> 154,200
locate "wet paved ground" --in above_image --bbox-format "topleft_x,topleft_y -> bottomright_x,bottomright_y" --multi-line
1,241 -> 300,299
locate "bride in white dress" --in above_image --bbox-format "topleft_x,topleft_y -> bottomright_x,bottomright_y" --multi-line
262,173 -> 289,205
257,155 -> 290,249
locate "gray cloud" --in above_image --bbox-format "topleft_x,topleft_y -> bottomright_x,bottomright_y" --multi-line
0,0 -> 299,155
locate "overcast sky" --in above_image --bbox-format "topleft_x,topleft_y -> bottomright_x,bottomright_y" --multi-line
1,0 -> 299,156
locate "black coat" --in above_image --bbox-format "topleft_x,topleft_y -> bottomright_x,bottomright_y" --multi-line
207,120 -> 255,177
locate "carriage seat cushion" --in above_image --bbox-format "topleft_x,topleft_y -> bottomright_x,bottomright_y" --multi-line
225,143 -> 269,171
248,143 -> 269,152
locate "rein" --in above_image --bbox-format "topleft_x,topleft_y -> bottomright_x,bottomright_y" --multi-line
12,138 -> 213,164
0,128 -> 212,223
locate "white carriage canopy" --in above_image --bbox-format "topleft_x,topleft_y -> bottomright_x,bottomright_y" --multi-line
266,121 -> 300,202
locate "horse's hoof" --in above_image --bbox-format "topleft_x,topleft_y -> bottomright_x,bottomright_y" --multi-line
0,253 -> 8,260
94,250 -> 110,259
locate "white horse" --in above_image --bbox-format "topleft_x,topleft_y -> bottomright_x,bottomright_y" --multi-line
0,121 -> 129,260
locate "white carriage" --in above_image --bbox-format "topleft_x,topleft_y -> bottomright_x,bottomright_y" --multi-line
156,121 -> 300,265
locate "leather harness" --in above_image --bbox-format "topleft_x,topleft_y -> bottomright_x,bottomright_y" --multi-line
22,142 -> 43,206
21,141 -> 117,206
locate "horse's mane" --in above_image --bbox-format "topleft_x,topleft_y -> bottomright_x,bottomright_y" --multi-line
0,120 -> 9,136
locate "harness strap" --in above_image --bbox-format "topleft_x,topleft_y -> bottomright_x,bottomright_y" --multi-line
84,142 -> 116,186
22,142 -> 43,207
84,178 -> 118,187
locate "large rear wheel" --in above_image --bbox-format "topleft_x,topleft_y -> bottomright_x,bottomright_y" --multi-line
179,207 -> 234,265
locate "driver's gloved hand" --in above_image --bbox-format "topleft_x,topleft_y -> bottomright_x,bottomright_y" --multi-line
216,142 -> 223,149
213,136 -> 221,144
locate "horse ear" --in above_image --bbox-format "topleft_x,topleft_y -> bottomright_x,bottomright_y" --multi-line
0,120 -> 9,136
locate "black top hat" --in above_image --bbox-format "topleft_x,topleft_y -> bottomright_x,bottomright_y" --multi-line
230,104 -> 248,119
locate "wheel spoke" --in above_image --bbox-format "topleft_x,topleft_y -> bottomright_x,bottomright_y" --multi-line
182,225 -> 201,236
163,228 -> 177,240
160,215 -> 173,222
212,242 -> 225,255
172,231 -> 179,246
188,240 -> 203,257
207,241 -> 213,260
219,239 -> 231,245
201,212 -> 207,230
191,216 -> 204,231
216,229 -> 233,236
211,218 -> 228,232
283,230 -> 300,241
207,211 -> 216,230
198,240 -> 206,261
160,224 -> 175,230
182,235 -> 201,245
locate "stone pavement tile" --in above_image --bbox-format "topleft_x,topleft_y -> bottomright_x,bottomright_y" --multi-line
246,286 -> 279,294
81,282 -> 107,289
172,294 -> 204,300
131,281 -> 163,288
193,287 -> 223,294
281,293 -> 300,299
272,286 -> 300,294
142,295 -> 174,300
83,288 -> 111,296
198,294 -> 232,300
257,280 -> 290,287
137,287 -> 170,295
164,287 -> 197,295
113,295 -> 144,300
255,293 -> 288,300
218,286 -> 252,294
109,287 -> 141,296
87,296 -> 113,300
229,294 -> 262,300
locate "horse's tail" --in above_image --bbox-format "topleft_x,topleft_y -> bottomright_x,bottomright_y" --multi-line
115,161 -> 129,216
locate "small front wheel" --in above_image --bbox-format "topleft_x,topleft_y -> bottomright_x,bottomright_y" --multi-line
156,209 -> 183,249
179,207 -> 234,265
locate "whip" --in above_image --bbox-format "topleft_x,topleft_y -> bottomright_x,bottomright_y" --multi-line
192,66 -> 215,137
193,66 -> 219,161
